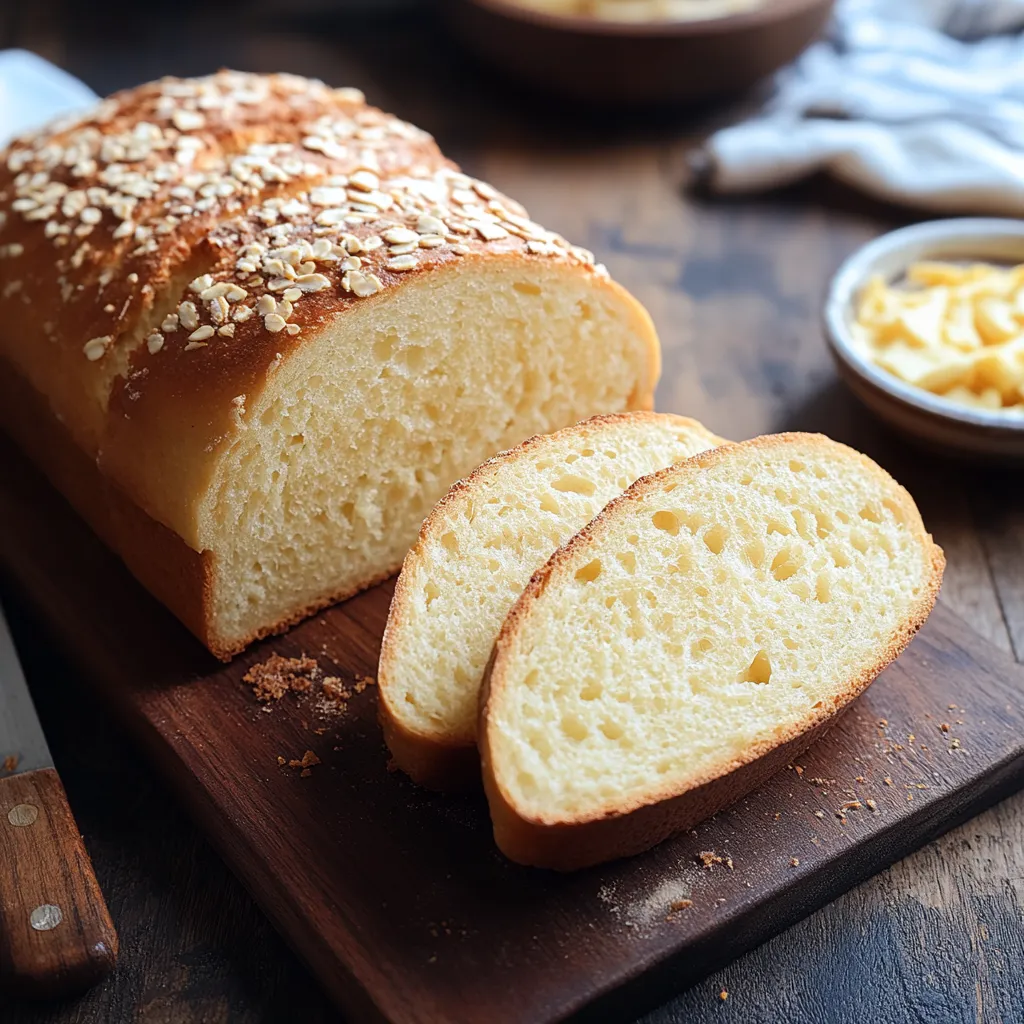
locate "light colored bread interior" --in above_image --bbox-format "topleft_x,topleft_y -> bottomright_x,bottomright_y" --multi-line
481,433 -> 944,869
377,412 -> 725,788
200,256 -> 659,652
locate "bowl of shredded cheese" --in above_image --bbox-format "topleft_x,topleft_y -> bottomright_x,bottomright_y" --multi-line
825,218 -> 1024,458
447,0 -> 833,104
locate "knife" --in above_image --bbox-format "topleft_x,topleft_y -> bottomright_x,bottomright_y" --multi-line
0,600 -> 117,997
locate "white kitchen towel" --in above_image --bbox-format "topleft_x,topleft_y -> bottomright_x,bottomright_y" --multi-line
702,0 -> 1024,214
0,49 -> 97,149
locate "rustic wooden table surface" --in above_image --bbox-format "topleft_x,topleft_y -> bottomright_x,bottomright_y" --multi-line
3,2 -> 1024,1022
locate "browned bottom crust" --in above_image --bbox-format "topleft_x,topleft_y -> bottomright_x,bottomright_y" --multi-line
484,715 -> 840,872
377,708 -> 481,792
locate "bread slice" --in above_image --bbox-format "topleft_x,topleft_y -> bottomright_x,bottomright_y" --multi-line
480,433 -> 944,870
378,412 -> 726,789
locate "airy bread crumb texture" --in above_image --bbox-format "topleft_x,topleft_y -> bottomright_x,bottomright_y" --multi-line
484,434 -> 942,829
204,259 -> 655,651
379,413 -> 724,773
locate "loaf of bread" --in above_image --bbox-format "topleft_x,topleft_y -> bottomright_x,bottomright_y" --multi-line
0,72 -> 659,659
480,434 -> 944,870
378,412 -> 725,790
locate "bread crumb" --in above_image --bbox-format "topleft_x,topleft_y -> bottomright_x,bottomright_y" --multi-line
322,676 -> 348,700
317,673 -> 376,716
865,798 -> 878,811
790,857 -> 800,867
276,756 -> 286,766
840,800 -> 862,811
669,898 -> 693,912
814,810 -> 825,819
2,754 -> 17,773
719,989 -> 728,1001
288,750 -> 321,771
698,850 -> 731,870
883,776 -> 893,786
244,653 -> 319,701
939,722 -> 950,732
950,738 -> 962,750
300,768 -> 313,778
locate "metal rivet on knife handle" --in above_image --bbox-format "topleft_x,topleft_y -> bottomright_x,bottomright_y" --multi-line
29,904 -> 63,931
7,803 -> 38,827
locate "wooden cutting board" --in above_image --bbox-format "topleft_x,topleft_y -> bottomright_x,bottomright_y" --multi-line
1,433 -> 1023,1024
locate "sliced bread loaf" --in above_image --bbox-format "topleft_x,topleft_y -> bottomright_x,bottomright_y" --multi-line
480,433 -> 944,870
0,72 -> 662,660
378,412 -> 726,789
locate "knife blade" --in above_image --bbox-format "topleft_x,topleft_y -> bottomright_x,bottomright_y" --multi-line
0,598 -> 118,996
0,601 -> 52,777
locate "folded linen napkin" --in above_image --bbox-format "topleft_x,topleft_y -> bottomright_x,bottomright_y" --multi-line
702,0 -> 1024,214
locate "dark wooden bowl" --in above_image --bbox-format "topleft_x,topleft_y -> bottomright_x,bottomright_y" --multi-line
445,0 -> 834,105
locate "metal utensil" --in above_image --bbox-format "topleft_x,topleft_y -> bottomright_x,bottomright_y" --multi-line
0,600 -> 118,997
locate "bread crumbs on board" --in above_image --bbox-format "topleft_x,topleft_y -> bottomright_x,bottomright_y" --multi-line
698,851 -> 733,870
319,673 -> 375,709
244,652 -> 375,722
280,749 -> 321,776
244,653 -> 320,701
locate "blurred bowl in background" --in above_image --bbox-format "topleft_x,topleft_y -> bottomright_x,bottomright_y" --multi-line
444,0 -> 834,106
824,218 -> 1024,460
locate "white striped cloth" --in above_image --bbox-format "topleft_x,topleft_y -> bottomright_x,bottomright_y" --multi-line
702,0 -> 1024,214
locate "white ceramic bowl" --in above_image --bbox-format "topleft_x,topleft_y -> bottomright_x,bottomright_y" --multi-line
824,218 -> 1024,459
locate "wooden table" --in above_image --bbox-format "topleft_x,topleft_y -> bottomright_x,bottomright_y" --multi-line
3,3 -> 1024,1021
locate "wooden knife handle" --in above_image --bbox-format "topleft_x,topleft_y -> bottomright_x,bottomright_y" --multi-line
0,767 -> 117,997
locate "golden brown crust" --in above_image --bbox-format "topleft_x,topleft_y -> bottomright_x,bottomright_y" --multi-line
377,412 -> 725,791
479,432 -> 945,870
0,72 -> 447,454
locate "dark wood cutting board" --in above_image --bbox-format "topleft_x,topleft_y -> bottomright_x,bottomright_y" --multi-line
1,433 -> 1023,1024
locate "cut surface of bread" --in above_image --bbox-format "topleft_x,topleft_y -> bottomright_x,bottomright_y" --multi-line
378,412 -> 725,789
192,257 -> 660,654
480,433 -> 944,870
